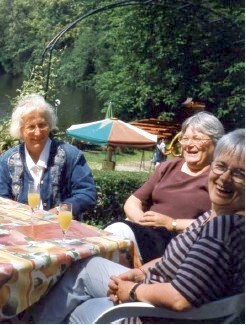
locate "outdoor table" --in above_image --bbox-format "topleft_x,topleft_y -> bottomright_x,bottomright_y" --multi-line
0,197 -> 133,321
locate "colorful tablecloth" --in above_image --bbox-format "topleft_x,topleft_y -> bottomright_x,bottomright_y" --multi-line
0,197 -> 132,320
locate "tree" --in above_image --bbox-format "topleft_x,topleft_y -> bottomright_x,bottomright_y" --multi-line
0,0 -> 244,129
91,1 -> 244,128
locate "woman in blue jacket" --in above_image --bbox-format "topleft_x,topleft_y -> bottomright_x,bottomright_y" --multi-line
0,94 -> 96,220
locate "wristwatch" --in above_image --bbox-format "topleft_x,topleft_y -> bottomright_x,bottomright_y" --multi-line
129,282 -> 142,302
172,219 -> 177,231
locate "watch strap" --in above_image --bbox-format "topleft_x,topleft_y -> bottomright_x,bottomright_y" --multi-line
129,282 -> 142,302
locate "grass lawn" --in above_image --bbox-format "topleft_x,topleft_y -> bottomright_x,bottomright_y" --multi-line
84,148 -> 154,171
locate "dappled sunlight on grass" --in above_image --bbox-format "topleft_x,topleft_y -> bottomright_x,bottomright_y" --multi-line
84,149 -> 154,172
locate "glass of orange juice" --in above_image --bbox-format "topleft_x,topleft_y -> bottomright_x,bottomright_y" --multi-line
28,182 -> 40,223
58,202 -> 72,244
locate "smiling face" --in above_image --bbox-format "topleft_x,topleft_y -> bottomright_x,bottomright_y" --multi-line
209,153 -> 245,215
181,126 -> 215,171
21,110 -> 50,162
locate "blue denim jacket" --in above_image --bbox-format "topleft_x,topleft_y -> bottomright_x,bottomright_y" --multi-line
0,139 -> 97,220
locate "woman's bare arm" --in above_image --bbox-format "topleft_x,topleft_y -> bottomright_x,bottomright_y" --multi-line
124,195 -> 145,223
116,280 -> 191,311
134,282 -> 191,311
139,212 -> 195,232
124,196 -> 195,231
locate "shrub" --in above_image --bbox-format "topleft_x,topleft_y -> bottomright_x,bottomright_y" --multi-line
0,119 -> 19,153
83,169 -> 149,227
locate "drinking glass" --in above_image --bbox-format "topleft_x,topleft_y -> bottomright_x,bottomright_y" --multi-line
28,182 -> 40,223
58,202 -> 72,244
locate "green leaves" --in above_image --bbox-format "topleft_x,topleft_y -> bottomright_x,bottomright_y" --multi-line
0,0 -> 244,129
0,120 -> 19,153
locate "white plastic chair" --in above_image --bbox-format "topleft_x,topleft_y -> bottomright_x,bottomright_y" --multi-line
94,293 -> 244,324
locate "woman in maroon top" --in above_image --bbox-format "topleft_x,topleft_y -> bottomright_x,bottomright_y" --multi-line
105,112 -> 224,264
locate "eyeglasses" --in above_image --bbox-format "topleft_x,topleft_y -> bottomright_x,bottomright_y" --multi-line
211,161 -> 245,185
179,137 -> 212,146
24,123 -> 49,133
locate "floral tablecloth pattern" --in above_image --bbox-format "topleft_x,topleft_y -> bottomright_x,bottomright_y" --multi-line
0,197 -> 132,320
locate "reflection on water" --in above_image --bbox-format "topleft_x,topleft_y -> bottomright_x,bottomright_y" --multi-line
0,74 -> 103,131
57,86 -> 103,130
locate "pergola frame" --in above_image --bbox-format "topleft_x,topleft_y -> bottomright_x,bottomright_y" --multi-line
41,0 -> 241,97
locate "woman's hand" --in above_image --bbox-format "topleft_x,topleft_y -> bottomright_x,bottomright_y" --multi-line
109,277 -> 136,304
48,207 -> 58,215
107,268 -> 145,302
108,275 -> 119,303
116,279 -> 137,303
108,276 -> 135,303
139,211 -> 173,229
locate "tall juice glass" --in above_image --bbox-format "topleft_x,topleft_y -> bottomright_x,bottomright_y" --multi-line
58,203 -> 72,244
28,182 -> 40,223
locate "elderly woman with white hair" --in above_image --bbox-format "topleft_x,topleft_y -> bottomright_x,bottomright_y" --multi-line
105,111 -> 225,264
0,94 -> 96,220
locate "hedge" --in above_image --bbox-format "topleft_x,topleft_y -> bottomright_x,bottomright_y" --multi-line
83,169 -> 149,228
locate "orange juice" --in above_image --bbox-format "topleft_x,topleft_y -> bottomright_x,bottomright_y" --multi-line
28,193 -> 40,209
58,211 -> 72,230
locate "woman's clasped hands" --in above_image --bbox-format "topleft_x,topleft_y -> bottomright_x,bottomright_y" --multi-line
107,268 -> 145,303
138,210 -> 173,229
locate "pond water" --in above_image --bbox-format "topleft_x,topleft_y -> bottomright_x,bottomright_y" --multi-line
0,74 -> 104,131
0,74 -> 23,119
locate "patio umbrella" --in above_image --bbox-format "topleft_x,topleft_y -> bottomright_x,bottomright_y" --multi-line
66,118 -> 157,148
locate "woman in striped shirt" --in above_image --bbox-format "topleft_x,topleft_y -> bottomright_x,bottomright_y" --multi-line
32,129 -> 244,324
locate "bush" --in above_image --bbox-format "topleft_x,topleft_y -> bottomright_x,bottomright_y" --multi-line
83,169 -> 149,227
0,119 -> 19,153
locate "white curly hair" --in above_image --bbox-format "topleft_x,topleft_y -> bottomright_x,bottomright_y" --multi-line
10,94 -> 57,139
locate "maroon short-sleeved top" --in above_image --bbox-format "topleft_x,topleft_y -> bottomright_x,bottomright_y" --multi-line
134,158 -> 211,220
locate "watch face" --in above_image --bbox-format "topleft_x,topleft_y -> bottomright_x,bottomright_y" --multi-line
129,283 -> 141,302
129,290 -> 137,302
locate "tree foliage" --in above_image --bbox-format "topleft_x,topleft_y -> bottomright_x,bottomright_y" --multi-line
0,0 -> 244,129
0,119 -> 19,153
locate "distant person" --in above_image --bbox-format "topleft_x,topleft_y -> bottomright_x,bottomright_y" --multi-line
32,129 -> 244,324
152,137 -> 166,167
105,112 -> 224,264
0,94 -> 96,220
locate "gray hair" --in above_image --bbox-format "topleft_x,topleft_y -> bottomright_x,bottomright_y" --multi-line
181,111 -> 225,144
10,94 -> 57,139
214,129 -> 245,161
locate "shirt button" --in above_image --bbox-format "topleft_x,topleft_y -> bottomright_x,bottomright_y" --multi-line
43,203 -> 47,207
40,180 -> 44,184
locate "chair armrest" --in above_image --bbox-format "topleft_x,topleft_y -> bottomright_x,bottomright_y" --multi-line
94,294 -> 244,324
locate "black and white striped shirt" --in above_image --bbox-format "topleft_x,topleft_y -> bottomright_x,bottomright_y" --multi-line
146,212 -> 244,307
